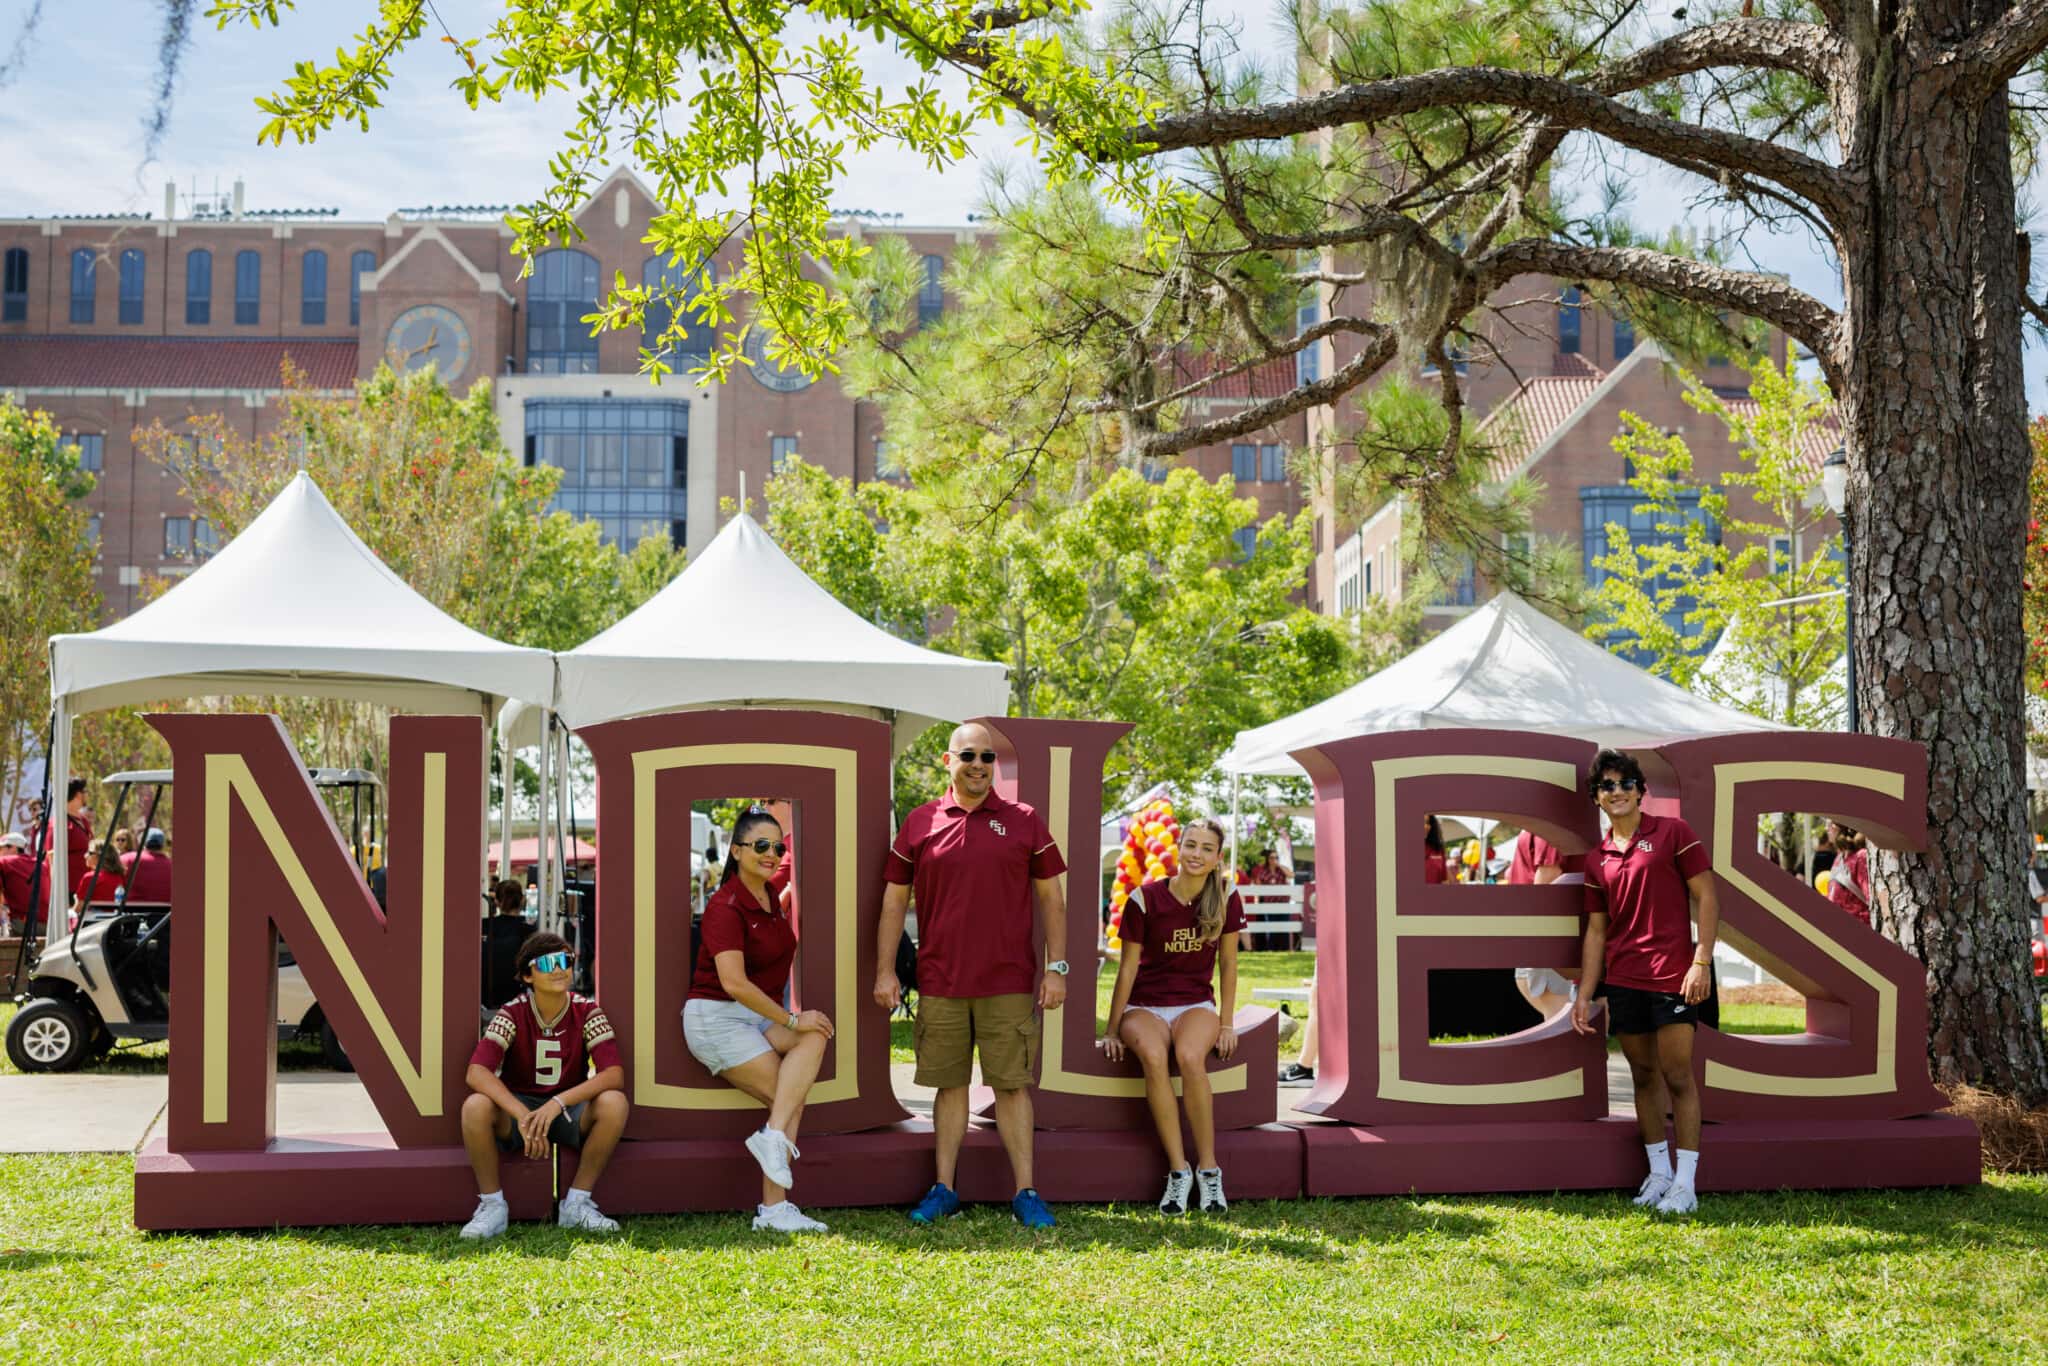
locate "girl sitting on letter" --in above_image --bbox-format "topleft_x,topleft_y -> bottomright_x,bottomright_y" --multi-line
682,807 -> 835,1233
1100,817 -> 1245,1215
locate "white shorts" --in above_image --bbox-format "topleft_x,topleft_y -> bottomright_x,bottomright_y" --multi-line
1126,1002 -> 1219,1030
683,997 -> 776,1074
1515,967 -> 1576,1001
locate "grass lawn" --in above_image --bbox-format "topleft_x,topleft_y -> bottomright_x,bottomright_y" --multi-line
0,1154 -> 2042,1362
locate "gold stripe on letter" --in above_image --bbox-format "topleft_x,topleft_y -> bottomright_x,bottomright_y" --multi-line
1372,755 -> 1587,1106
203,756 -> 232,1124
1704,760 -> 1903,1098
204,754 -> 447,1120
1037,746 -> 1245,1100
632,744 -> 860,1110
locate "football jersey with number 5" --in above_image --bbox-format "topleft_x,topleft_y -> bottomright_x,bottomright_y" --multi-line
470,991 -> 622,1097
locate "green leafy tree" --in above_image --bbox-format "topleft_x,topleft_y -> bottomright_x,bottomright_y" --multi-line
1588,359 -> 1843,866
0,400 -> 100,828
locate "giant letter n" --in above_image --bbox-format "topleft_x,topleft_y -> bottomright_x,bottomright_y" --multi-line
154,713 -> 484,1150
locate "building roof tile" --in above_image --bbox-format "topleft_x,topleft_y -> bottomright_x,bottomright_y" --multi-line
0,335 -> 359,391
1480,359 -> 1610,475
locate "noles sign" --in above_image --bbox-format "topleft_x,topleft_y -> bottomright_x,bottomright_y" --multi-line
133,712 -> 1977,1230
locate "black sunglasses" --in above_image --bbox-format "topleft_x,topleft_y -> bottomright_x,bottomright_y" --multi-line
738,837 -> 788,857
1596,778 -> 1643,794
953,749 -> 998,765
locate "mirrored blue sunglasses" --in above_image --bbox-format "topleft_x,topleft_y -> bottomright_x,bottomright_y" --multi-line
531,950 -> 575,974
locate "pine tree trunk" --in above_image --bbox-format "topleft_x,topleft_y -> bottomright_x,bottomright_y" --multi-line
1838,47 -> 2048,1100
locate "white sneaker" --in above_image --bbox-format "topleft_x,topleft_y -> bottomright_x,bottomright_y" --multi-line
745,1126 -> 795,1188
1654,1183 -> 1699,1216
557,1192 -> 620,1232
1196,1167 -> 1227,1215
459,1196 -> 509,1240
1631,1172 -> 1673,1207
753,1200 -> 828,1233
1158,1167 -> 1193,1215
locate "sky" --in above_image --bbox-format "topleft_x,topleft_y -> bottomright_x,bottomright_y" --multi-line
0,0 -> 2040,400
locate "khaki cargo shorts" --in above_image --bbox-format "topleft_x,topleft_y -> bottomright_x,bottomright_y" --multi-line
912,993 -> 1039,1091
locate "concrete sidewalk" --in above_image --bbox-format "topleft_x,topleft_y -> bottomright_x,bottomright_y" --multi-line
0,1056 -> 1639,1155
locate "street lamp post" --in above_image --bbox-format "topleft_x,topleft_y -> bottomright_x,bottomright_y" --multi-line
1821,447 -> 1857,733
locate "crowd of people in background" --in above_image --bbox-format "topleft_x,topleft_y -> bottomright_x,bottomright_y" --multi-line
0,778 -> 183,941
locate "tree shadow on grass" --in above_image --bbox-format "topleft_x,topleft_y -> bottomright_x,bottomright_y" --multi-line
265,1194 -> 1497,1263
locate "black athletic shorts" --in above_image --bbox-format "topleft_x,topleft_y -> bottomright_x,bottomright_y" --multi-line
495,1092 -> 587,1151
1598,970 -> 1719,1035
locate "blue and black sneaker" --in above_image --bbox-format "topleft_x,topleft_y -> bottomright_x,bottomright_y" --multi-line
908,1182 -> 961,1224
1010,1187 -> 1056,1229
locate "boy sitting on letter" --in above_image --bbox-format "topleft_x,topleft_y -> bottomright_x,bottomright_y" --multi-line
459,931 -> 630,1238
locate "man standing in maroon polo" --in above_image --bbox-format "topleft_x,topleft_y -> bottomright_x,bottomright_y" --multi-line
874,721 -> 1069,1228
1571,748 -> 1720,1217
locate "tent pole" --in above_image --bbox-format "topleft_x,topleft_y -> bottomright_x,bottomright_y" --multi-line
536,709 -> 552,933
498,725 -> 513,885
1229,774 -> 1241,881
43,702 -> 70,962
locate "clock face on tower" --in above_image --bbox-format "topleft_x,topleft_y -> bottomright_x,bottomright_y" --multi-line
384,304 -> 472,381
744,326 -> 816,393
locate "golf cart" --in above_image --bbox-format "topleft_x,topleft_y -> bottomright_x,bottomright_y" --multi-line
4,766 -> 383,1073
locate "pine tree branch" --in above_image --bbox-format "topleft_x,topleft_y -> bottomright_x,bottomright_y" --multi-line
1953,0 -> 2048,90
1129,329 -> 1401,458
1129,65 -> 1854,229
1475,240 -> 1842,370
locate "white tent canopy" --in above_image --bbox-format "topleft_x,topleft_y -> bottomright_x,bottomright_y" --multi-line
1217,591 -> 1786,778
504,511 -> 1008,750
44,472 -> 556,920
50,472 -> 555,715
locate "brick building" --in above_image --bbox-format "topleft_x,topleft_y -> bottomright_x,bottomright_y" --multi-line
2,168 -> 1307,622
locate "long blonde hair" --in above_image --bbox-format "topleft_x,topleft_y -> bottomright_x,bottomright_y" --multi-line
1178,818 -> 1231,943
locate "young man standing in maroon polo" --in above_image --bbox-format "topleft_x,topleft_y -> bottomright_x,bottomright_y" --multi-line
874,721 -> 1069,1228
1570,749 -> 1720,1216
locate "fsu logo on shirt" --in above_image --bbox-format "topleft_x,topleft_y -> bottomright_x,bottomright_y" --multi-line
988,819 -> 1007,836
1637,840 -> 1654,853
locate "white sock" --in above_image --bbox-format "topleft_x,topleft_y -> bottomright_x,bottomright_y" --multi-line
563,1187 -> 592,1205
1644,1140 -> 1671,1177
1673,1148 -> 1699,1189
479,1190 -> 506,1206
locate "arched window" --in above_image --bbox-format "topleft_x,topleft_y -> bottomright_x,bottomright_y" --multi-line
118,249 -> 146,325
641,255 -> 715,363
185,249 -> 212,324
69,248 -> 95,323
234,249 -> 261,325
300,249 -> 327,325
2,247 -> 27,322
526,248 -> 600,373
349,250 -> 376,326
917,254 -> 944,326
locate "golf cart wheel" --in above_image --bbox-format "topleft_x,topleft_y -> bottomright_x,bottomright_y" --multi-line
319,1018 -> 354,1073
6,997 -> 93,1072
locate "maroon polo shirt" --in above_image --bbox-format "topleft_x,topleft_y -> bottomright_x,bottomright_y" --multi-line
0,852 -> 36,919
121,850 -> 174,903
688,877 -> 798,1004
48,813 -> 90,910
1583,812 -> 1711,991
1123,878 -> 1245,1007
1424,848 -> 1449,885
1508,831 -> 1585,886
76,865 -> 125,904
885,787 -> 1066,999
